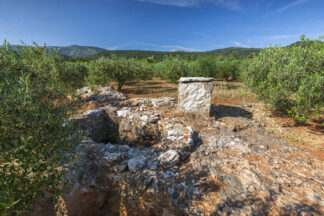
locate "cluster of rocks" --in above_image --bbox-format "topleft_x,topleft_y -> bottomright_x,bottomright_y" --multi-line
75,86 -> 127,107
34,79 -> 323,216
60,93 -> 198,215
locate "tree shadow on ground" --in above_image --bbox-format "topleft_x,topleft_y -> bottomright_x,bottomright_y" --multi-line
121,87 -> 177,96
267,110 -> 324,135
210,104 -> 252,119
126,81 -> 163,86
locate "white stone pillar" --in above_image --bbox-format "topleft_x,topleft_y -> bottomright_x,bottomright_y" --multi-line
178,77 -> 214,115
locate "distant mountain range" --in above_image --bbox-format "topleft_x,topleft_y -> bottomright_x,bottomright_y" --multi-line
47,45 -> 106,58
4,44 -> 259,59
0,44 -> 106,58
4,41 -> 319,59
87,47 -> 262,60
42,45 -> 261,59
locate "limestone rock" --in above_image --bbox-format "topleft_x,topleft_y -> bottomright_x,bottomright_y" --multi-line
67,116 -> 323,215
118,110 -> 161,146
127,156 -> 148,172
148,116 -> 160,123
33,92 -> 324,216
76,85 -> 127,101
125,97 -> 176,108
178,77 -> 213,115
102,152 -> 123,164
76,85 -> 127,107
70,109 -> 111,143
158,150 -> 180,169
178,77 -> 214,83
116,109 -> 131,118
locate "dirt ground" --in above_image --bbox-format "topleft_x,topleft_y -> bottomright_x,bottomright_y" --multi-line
110,78 -> 323,160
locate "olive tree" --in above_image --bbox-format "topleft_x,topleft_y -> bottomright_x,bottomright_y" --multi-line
241,35 -> 324,121
0,42 -> 81,215
87,56 -> 152,91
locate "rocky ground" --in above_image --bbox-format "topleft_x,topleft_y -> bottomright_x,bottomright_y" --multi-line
34,86 -> 324,216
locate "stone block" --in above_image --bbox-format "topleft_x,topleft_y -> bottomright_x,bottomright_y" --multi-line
178,77 -> 214,115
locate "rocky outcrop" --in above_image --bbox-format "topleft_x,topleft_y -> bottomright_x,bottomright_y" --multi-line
76,86 -> 127,101
76,85 -> 127,107
60,114 -> 197,215
38,86 -> 324,216
116,109 -> 161,146
125,97 -> 176,108
69,109 -> 114,143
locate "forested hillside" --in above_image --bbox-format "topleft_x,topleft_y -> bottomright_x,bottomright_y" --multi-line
88,47 -> 261,60
47,45 -> 106,58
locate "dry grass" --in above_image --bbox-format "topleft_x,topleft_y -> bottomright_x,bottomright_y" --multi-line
212,81 -> 255,105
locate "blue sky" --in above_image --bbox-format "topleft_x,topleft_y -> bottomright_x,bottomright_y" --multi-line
0,0 -> 323,51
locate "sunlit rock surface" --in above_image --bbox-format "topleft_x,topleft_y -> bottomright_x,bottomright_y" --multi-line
34,86 -> 324,216
178,77 -> 214,115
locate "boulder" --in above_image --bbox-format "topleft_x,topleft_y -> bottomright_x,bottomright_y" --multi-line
118,110 -> 161,146
125,97 -> 176,108
70,109 -> 117,143
76,86 -> 127,101
76,85 -> 127,107
61,113 -> 324,216
158,150 -> 180,169
127,156 -> 148,172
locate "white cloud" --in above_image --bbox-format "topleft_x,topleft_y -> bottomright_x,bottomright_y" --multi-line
230,41 -> 248,47
109,41 -> 201,51
107,43 -> 129,50
160,45 -> 200,51
268,34 -> 299,40
138,0 -> 242,11
136,42 -> 200,51
277,0 -> 307,12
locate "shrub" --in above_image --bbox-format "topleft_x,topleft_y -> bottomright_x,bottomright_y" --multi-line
87,57 -> 112,86
0,42 -> 81,215
191,55 -> 219,78
186,55 -> 241,81
290,72 -> 324,121
242,35 -> 324,121
217,57 -> 240,81
153,56 -> 189,83
87,56 -> 152,90
58,62 -> 88,89
136,59 -> 153,82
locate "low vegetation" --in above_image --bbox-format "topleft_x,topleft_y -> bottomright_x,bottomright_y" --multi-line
85,35 -> 323,122
242,35 -> 324,121
0,42 -> 83,215
87,56 -> 152,90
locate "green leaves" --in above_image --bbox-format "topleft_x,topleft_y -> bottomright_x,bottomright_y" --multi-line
151,54 -> 241,83
152,56 -> 189,83
0,42 -> 82,215
58,61 -> 88,90
242,35 -> 324,122
87,56 -> 153,90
